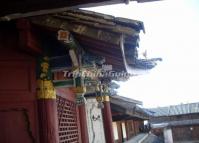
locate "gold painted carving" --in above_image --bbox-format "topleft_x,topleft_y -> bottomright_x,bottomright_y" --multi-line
37,79 -> 56,99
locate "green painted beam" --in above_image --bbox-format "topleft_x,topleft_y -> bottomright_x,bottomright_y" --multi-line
53,79 -> 74,87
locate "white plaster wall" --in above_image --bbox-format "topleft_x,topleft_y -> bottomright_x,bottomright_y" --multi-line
85,98 -> 106,143
113,122 -> 119,140
122,122 -> 127,139
164,128 -> 173,143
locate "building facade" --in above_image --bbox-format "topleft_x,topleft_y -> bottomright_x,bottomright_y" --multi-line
149,103 -> 199,142
0,7 -> 159,143
110,96 -> 149,143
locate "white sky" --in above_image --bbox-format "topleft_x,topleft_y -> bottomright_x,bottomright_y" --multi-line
85,0 -> 199,108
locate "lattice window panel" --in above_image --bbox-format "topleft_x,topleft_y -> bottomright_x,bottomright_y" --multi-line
57,96 -> 79,143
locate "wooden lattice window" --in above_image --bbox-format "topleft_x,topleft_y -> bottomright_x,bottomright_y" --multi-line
57,96 -> 79,143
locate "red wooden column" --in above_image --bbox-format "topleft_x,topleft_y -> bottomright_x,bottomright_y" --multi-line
37,57 -> 59,143
78,104 -> 89,143
102,96 -> 114,143
37,100 -> 59,143
17,20 -> 59,143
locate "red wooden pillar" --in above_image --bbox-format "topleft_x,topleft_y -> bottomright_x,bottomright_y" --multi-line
17,19 -> 59,143
37,57 -> 59,143
102,96 -> 114,143
79,104 -> 89,143
37,99 -> 59,143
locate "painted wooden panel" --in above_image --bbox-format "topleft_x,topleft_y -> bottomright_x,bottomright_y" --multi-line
0,24 -> 39,143
0,62 -> 32,91
0,110 -> 32,142
0,59 -> 39,143
0,60 -> 37,102
0,103 -> 37,143
85,98 -> 106,143
0,24 -> 37,100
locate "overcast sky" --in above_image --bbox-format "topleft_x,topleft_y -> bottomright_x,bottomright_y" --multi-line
86,0 -> 199,108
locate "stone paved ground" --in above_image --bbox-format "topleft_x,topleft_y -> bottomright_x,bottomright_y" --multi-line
125,133 -> 148,143
174,141 -> 199,143
142,134 -> 164,143
125,133 -> 163,143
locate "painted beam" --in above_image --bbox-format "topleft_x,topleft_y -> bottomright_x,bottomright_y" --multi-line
54,14 -> 139,36
53,78 -> 100,95
53,79 -> 74,88
31,16 -> 121,45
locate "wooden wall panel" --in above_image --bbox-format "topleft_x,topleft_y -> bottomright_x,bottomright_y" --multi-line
116,121 -> 122,143
126,120 -> 136,140
0,110 -> 32,143
0,103 -> 38,143
134,121 -> 141,135
192,125 -> 199,140
0,61 -> 36,98
0,60 -> 39,143
0,23 -> 39,143
172,125 -> 199,141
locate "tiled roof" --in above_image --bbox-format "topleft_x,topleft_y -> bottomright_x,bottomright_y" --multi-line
31,9 -> 161,74
149,103 -> 199,117
111,95 -> 143,105
110,95 -> 150,120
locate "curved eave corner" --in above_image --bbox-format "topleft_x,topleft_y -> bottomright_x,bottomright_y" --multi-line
120,34 -> 162,75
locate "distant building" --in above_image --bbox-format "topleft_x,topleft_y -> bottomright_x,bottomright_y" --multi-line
148,103 -> 199,143
110,95 -> 149,143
